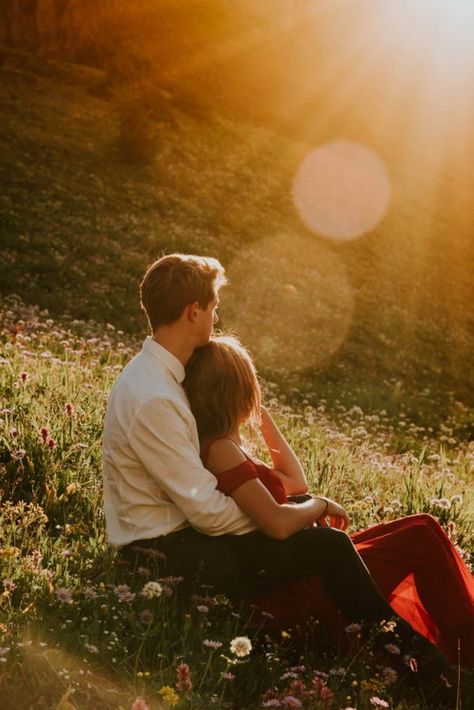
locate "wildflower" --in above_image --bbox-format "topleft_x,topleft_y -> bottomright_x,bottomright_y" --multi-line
313,669 -> 330,681
382,666 -> 397,684
55,587 -> 74,604
345,622 -> 362,634
131,698 -> 150,710
281,697 -> 302,709
328,667 -> 345,677
2,579 -> 16,592
262,701 -> 281,708
196,604 -> 209,613
451,494 -> 463,505
64,402 -> 74,416
280,671 -> 298,681
221,672 -> 235,681
203,639 -> 223,649
310,677 -> 334,708
230,635 -> 252,658
82,586 -> 98,599
12,450 -> 26,460
113,584 -> 136,603
47,437 -> 57,449
139,609 -> 153,626
176,662 -> 192,692
369,697 -> 389,708
159,685 -> 179,706
9,428 -> 18,438
20,371 -> 29,382
432,498 -> 451,510
39,427 -> 49,443
290,665 -> 305,673
158,575 -> 183,585
288,679 -> 305,695
141,581 -> 163,599
84,643 -> 99,654
137,566 -> 151,578
62,550 -> 73,558
384,643 -> 400,655
380,620 -> 397,633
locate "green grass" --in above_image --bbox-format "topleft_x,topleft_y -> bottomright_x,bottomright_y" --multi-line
0,298 -> 473,709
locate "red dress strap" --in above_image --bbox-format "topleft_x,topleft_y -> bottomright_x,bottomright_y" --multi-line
200,437 -> 287,502
200,437 -> 260,495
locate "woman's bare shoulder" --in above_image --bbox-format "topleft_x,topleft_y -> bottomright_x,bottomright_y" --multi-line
205,438 -> 247,475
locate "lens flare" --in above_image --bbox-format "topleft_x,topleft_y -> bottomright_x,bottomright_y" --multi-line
222,234 -> 354,373
292,141 -> 391,241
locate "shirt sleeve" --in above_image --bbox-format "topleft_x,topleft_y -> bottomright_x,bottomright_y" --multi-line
215,460 -> 259,496
128,396 -> 255,535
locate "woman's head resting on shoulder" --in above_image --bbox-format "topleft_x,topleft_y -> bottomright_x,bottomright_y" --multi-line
184,334 -> 261,442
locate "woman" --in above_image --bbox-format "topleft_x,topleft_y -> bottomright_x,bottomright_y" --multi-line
184,335 -> 474,667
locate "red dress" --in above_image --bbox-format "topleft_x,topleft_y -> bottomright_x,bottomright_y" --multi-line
201,440 -> 474,666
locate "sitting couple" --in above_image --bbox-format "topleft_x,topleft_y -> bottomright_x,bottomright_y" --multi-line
102,253 -> 474,674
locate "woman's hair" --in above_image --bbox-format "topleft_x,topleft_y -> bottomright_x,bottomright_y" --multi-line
184,335 -> 261,442
140,253 -> 227,332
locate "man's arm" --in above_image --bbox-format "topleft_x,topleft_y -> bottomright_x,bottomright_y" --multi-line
128,396 -> 255,535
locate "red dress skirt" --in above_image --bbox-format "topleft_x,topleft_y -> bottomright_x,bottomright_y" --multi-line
201,441 -> 474,666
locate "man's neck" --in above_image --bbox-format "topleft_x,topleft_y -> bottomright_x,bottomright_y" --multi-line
152,330 -> 194,367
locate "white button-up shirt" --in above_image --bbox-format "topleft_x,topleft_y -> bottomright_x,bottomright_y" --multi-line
102,337 -> 256,547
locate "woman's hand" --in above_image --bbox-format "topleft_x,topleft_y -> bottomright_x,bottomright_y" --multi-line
317,498 -> 350,530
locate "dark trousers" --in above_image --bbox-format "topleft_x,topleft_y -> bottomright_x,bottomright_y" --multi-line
121,525 -> 395,623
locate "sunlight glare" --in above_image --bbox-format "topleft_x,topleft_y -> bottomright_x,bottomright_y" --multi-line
292,142 -> 391,241
378,0 -> 474,67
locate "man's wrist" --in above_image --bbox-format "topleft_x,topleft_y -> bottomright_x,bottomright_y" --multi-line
314,496 -> 329,518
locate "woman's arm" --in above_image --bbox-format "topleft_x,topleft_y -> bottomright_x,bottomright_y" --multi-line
206,439 -> 348,539
259,406 -> 308,496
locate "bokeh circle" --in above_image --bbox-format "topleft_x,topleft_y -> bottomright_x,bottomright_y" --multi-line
292,141 -> 391,240
222,233 -> 354,373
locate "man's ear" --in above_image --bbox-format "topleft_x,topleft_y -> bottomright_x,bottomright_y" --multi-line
185,301 -> 201,323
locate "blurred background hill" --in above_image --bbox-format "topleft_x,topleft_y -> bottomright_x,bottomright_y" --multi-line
0,0 -> 473,424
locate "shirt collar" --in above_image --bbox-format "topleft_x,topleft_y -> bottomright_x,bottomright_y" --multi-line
142,336 -> 186,384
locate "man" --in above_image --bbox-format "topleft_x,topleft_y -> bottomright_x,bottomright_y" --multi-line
103,253 -> 257,599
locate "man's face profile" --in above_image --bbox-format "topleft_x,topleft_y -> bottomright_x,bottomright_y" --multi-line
195,294 -> 219,345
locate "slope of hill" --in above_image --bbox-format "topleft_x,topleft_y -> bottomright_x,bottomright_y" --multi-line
0,48 -> 473,426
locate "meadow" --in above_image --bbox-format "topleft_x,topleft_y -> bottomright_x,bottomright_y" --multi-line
0,11 -> 473,706
1,297 -> 473,709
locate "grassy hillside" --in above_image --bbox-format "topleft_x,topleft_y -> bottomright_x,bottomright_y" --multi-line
0,48 -> 473,426
0,298 -> 473,708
